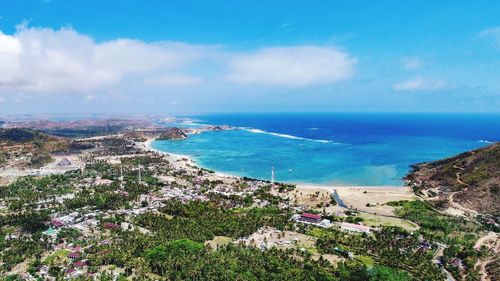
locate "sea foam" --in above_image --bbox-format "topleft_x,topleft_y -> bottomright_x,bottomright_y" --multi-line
243,128 -> 335,144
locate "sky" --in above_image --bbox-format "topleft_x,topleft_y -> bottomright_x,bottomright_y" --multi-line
0,0 -> 499,114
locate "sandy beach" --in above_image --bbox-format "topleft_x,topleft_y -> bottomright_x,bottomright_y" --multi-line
143,138 -> 239,182
144,138 -> 416,217
296,184 -> 415,216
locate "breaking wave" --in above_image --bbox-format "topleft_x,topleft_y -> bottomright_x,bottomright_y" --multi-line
243,128 -> 339,144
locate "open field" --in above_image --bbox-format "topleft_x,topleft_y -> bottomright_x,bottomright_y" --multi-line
296,184 -> 415,216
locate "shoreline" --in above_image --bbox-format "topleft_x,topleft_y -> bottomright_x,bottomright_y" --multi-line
144,138 -> 406,190
145,138 -> 416,218
144,139 -> 410,195
143,138 -> 238,180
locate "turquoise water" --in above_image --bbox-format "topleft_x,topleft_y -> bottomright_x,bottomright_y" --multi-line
151,113 -> 500,186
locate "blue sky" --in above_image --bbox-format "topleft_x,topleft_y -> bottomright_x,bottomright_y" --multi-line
0,0 -> 499,113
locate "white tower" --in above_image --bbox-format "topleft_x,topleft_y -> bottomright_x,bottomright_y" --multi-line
271,166 -> 275,184
138,165 -> 143,183
120,165 -> 124,189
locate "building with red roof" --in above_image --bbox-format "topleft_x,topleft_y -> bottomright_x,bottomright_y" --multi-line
74,260 -> 87,267
65,268 -> 76,275
68,252 -> 81,260
50,219 -> 65,228
299,213 -> 322,223
103,222 -> 120,230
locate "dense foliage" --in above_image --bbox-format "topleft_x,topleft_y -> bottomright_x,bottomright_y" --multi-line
0,129 -> 38,143
390,200 -> 484,280
136,200 -> 292,242
314,226 -> 443,280
390,200 -> 480,242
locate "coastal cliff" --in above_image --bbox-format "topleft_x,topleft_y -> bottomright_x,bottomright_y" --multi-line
405,142 -> 500,216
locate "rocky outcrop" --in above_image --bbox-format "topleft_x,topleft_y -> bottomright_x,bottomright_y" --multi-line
157,127 -> 188,140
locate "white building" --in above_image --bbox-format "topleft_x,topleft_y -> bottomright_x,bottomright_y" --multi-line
319,219 -> 332,227
340,222 -> 372,234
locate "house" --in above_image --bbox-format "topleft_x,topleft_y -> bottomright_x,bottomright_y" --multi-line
68,245 -> 82,252
292,213 -> 332,228
39,265 -> 49,276
417,241 -> 432,253
51,219 -> 65,228
319,219 -> 332,227
121,222 -> 135,231
340,222 -> 372,234
486,218 -> 499,227
100,240 -> 112,246
83,219 -> 99,228
450,257 -> 463,268
149,201 -> 164,209
95,178 -> 113,185
68,252 -> 81,260
4,233 -> 18,240
115,190 -> 129,196
333,247 -> 354,259
298,213 -> 322,223
103,222 -> 120,230
65,268 -> 81,278
58,158 -> 72,166
42,227 -> 59,239
74,260 -> 87,268
58,214 -> 76,225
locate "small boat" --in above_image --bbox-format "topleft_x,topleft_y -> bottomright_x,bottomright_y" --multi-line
288,169 -> 293,172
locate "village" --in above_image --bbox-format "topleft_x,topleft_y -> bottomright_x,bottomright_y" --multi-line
0,129 -> 497,281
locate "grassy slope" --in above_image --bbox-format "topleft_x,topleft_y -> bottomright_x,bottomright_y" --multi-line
405,143 -> 500,215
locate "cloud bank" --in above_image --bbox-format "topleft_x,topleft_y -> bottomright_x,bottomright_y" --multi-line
0,26 -> 357,99
227,46 -> 357,86
0,26 -> 211,94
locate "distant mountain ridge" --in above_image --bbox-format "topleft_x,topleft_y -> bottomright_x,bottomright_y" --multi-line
0,128 -> 48,143
405,142 -> 500,216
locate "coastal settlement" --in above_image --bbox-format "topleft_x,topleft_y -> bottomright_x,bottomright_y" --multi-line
0,118 -> 498,281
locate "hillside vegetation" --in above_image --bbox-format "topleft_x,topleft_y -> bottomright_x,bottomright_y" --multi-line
405,142 -> 500,215
0,129 -> 69,169
0,128 -> 43,143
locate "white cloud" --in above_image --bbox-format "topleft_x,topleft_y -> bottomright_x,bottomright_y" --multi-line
144,74 -> 203,87
0,96 -> 5,103
0,26 -> 358,100
478,26 -> 500,47
278,21 -> 296,30
403,58 -> 423,70
85,94 -> 97,100
393,76 -> 455,91
226,46 -> 357,87
0,26 -> 208,94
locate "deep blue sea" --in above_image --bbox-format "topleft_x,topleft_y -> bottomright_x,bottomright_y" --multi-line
151,113 -> 500,186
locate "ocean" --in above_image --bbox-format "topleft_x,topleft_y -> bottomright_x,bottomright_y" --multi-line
151,113 -> 500,186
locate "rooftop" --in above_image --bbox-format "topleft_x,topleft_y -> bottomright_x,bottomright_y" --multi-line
340,222 -> 372,231
301,213 -> 321,220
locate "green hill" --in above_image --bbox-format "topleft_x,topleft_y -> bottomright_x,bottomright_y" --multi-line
405,142 -> 500,216
0,128 -> 41,143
